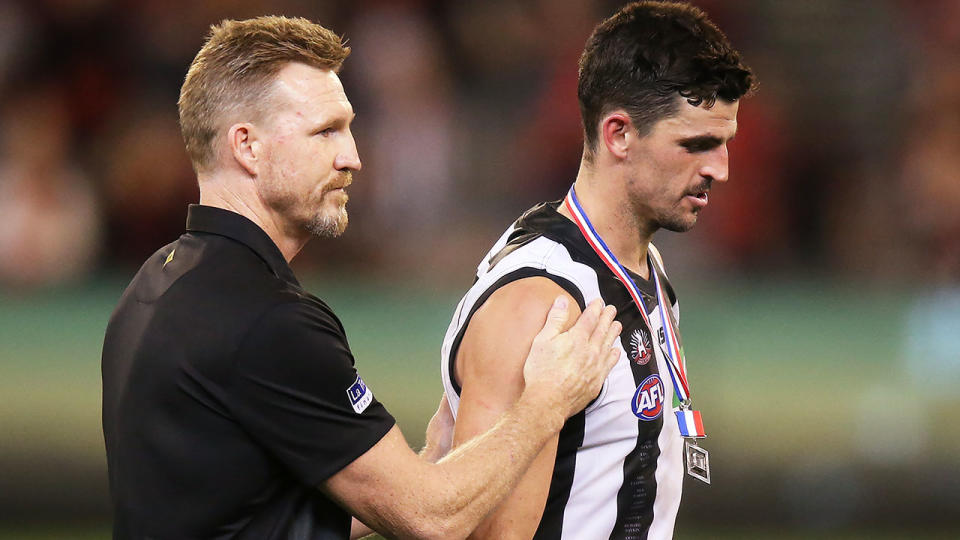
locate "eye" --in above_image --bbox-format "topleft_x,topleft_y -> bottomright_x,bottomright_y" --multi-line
681,138 -> 722,153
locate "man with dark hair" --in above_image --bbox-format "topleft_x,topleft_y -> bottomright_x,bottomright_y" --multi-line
101,15 -> 623,540
441,2 -> 754,538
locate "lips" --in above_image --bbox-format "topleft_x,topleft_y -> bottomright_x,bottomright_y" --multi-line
684,190 -> 709,209
329,172 -> 353,192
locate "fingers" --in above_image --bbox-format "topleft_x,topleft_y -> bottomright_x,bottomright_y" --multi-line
590,306 -> 620,378
537,295 -> 572,339
588,305 -> 618,347
569,298 -> 604,338
600,313 -> 621,352
604,345 -> 621,370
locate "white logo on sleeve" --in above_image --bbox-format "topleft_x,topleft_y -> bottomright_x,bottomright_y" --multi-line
346,375 -> 373,414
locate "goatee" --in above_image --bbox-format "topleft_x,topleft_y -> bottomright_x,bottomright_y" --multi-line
308,207 -> 348,238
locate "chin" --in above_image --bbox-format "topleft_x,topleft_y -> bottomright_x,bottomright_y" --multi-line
307,209 -> 348,238
659,214 -> 698,233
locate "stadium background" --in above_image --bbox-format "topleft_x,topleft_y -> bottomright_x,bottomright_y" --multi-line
1,0 -> 958,538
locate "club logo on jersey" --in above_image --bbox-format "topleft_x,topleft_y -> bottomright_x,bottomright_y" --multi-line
631,374 -> 664,421
346,375 -> 373,414
629,327 -> 653,365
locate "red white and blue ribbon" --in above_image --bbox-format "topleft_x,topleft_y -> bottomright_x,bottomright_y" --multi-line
676,409 -> 705,438
563,185 -> 705,438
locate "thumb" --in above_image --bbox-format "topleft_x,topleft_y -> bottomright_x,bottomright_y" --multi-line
435,391 -> 451,419
538,295 -> 570,339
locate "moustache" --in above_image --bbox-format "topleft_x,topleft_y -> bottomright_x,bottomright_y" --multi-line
687,178 -> 712,196
327,172 -> 353,192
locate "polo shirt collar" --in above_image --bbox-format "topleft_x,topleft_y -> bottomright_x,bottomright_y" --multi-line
186,204 -> 300,285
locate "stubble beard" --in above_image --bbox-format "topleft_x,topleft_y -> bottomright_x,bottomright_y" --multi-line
656,209 -> 698,233
638,196 -> 699,235
307,172 -> 353,238
655,190 -> 707,233
307,203 -> 348,238
627,177 -> 698,236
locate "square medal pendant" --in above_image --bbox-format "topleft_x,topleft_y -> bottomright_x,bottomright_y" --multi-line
684,440 -> 711,484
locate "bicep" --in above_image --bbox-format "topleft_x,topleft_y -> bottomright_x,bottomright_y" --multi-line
453,277 -> 579,539
454,277 -> 581,440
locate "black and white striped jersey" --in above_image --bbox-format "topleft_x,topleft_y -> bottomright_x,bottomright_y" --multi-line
441,201 -> 685,540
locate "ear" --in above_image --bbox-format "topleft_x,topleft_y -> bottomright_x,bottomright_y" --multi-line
228,123 -> 260,177
600,112 -> 632,160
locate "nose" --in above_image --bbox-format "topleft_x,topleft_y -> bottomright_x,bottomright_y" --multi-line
334,129 -> 362,172
700,144 -> 729,183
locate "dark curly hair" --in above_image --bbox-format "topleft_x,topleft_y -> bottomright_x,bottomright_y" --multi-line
578,1 -> 754,160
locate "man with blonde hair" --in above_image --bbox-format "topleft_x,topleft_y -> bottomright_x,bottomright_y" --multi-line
102,16 -> 621,540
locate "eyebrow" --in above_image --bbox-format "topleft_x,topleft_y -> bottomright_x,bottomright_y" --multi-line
310,112 -> 356,133
677,135 -> 723,150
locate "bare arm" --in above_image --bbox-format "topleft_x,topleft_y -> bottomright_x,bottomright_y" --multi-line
326,297 -> 621,540
455,278 -> 578,539
349,394 -> 455,540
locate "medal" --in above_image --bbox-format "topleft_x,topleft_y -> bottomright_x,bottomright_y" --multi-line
563,186 -> 711,484
684,440 -> 710,484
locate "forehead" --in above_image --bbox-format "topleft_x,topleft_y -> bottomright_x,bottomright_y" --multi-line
269,62 -> 352,119
654,97 -> 739,138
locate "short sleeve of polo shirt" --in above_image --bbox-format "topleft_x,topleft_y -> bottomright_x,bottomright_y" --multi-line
226,299 -> 395,486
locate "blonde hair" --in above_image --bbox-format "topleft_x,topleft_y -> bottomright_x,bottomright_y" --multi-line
178,16 -> 350,172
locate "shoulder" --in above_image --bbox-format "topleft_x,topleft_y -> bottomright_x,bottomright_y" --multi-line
454,276 -> 580,396
228,296 -> 385,411
192,235 -> 342,324
223,297 -> 369,428
479,235 -> 591,302
471,235 -> 588,340
483,277 -> 581,320
246,295 -> 344,343
463,277 -> 581,365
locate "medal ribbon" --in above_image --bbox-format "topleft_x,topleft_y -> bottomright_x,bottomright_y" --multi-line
562,186 -> 692,404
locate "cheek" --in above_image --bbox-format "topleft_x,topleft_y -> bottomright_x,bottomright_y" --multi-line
665,149 -> 695,171
273,143 -> 314,182
647,157 -> 695,204
667,155 -> 699,183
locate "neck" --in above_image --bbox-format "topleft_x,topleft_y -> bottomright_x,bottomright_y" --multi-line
197,172 -> 307,263
558,159 -> 653,279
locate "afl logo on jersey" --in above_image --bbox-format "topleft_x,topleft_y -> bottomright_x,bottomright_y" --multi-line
631,374 -> 664,421
629,327 -> 653,365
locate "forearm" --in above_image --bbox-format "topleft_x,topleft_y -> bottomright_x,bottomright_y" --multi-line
463,427 -> 558,540
328,296 -> 619,539
415,391 -> 564,537
463,434 -> 557,540
330,394 -> 563,540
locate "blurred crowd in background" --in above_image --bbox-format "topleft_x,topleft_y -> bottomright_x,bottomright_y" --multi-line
0,0 -> 958,289
2,1 -> 959,534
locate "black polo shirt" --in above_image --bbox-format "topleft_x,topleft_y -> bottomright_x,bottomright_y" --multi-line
102,205 -> 395,539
